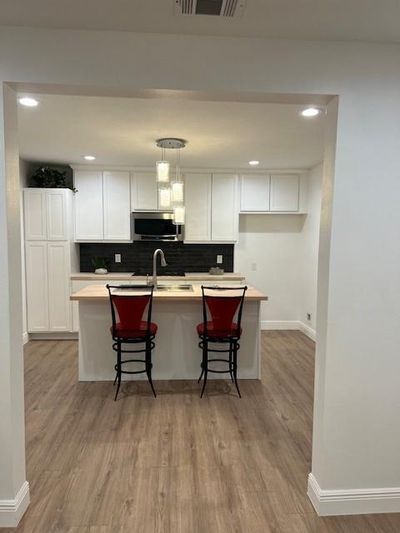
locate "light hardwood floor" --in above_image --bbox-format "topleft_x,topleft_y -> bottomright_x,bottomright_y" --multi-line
3,331 -> 400,532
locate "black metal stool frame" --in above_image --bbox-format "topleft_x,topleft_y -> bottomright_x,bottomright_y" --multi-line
197,285 -> 247,398
107,284 -> 157,400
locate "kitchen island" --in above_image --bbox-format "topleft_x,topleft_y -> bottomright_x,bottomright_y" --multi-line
71,284 -> 268,381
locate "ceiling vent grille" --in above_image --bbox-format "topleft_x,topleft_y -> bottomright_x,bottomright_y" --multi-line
175,0 -> 246,18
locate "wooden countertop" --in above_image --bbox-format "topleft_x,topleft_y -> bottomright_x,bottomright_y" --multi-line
70,284 -> 268,302
71,272 -> 245,281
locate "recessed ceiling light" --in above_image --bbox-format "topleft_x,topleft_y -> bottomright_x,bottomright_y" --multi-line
18,97 -> 39,107
83,155 -> 96,161
301,107 -> 321,118
249,160 -> 260,166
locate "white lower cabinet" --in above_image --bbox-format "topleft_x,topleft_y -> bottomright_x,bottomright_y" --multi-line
26,241 -> 72,332
25,242 -> 49,332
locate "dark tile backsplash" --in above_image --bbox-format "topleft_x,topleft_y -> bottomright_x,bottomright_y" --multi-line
79,242 -> 234,274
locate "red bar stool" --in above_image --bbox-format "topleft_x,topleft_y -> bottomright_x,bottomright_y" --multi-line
197,285 -> 247,398
106,284 -> 158,400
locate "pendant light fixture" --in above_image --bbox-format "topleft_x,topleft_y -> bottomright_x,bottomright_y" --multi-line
156,146 -> 170,183
155,138 -> 186,223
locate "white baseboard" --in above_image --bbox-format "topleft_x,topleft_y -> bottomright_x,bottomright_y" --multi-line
261,320 -> 316,341
29,332 -> 79,341
22,332 -> 29,345
261,320 -> 300,330
0,481 -> 30,527
298,321 -> 316,341
308,473 -> 400,516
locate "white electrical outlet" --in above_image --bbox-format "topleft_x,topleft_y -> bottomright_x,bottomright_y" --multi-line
251,262 -> 257,271
115,253 -> 121,263
217,255 -> 223,264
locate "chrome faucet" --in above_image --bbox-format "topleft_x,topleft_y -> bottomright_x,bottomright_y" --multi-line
152,248 -> 167,288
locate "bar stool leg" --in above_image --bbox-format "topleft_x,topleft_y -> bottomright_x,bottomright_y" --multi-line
200,340 -> 209,398
145,340 -> 157,398
198,342 -> 205,383
232,342 -> 241,398
228,341 -> 234,383
114,340 -> 122,401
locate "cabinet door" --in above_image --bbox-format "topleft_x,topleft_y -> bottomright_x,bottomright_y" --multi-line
24,189 -> 47,240
240,174 -> 270,212
211,174 -> 238,242
74,171 -> 103,240
48,242 -> 71,331
131,172 -> 158,211
103,171 -> 131,241
46,189 -> 70,240
184,173 -> 211,241
270,174 -> 299,212
25,242 -> 49,331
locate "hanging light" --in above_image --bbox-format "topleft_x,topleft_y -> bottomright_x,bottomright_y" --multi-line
173,206 -> 185,225
156,146 -> 170,182
158,186 -> 171,209
171,182 -> 184,204
171,147 -> 184,205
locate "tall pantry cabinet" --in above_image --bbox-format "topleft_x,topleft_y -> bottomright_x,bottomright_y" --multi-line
24,188 -> 78,333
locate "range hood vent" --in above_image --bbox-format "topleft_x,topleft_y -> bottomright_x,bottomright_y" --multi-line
175,0 -> 246,17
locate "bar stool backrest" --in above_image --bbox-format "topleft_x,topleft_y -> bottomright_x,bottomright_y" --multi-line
106,284 -> 154,337
201,285 -> 248,338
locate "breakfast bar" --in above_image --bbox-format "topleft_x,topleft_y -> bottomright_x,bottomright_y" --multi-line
71,284 -> 268,381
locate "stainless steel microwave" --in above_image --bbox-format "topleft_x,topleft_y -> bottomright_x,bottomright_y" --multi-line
132,211 -> 183,242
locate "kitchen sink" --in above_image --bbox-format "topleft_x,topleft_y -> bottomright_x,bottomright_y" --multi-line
156,284 -> 193,292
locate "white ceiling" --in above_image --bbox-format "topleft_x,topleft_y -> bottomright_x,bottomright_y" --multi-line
17,94 -> 325,169
1,0 -> 400,43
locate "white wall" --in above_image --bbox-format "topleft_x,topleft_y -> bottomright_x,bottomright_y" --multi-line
1,27 -> 400,517
19,159 -> 29,343
235,214 -> 305,326
235,165 -> 323,334
299,163 -> 323,333
0,84 -> 29,526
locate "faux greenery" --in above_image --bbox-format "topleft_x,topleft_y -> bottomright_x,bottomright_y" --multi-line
91,256 -> 109,270
30,166 -> 69,189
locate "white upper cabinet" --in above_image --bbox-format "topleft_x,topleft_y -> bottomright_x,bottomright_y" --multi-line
270,174 -> 299,212
24,188 -> 71,241
131,172 -> 158,211
184,173 -> 212,241
74,170 -> 104,241
103,171 -> 131,240
46,189 -> 70,240
240,174 -> 270,212
24,189 -> 47,240
211,174 -> 239,242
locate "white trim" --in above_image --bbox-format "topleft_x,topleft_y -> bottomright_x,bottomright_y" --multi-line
298,321 -> 316,341
29,332 -> 78,341
261,320 -> 300,330
261,320 -> 316,341
22,332 -> 29,345
308,473 -> 400,516
0,481 -> 30,527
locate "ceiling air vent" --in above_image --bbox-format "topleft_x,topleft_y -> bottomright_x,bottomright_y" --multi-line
175,0 -> 247,18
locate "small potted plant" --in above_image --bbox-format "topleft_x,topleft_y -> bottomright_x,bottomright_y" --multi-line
91,256 -> 109,275
29,166 -> 76,191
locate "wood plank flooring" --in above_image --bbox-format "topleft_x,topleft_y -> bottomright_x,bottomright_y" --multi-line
3,331 -> 400,532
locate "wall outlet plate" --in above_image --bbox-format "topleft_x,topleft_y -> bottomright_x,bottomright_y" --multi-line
115,253 -> 121,263
217,254 -> 223,264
